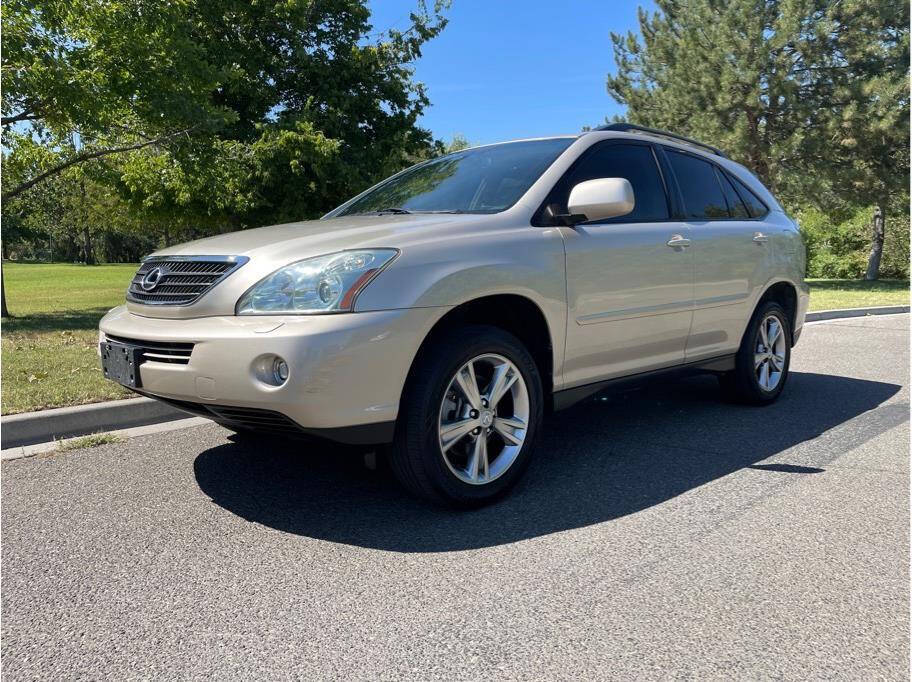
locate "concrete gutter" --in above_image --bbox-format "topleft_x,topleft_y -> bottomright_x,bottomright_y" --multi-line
2,305 -> 908,450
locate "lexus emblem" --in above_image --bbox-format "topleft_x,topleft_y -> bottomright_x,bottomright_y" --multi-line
141,266 -> 165,291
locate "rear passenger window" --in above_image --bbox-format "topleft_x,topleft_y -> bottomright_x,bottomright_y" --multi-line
564,143 -> 669,221
666,150 -> 729,219
728,174 -> 769,218
715,168 -> 750,218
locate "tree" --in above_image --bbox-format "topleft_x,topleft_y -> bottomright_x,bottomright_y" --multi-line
2,0 -> 450,227
445,134 -> 472,153
1,266 -> 8,318
791,1 -> 909,280
607,0 -> 909,278
1,0 -> 229,200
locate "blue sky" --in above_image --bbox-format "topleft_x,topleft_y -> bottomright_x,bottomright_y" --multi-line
367,1 -> 656,145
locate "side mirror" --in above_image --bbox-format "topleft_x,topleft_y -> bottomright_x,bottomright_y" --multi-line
567,177 -> 635,223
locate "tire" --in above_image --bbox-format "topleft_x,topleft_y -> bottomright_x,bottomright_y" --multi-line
390,325 -> 544,508
719,301 -> 791,405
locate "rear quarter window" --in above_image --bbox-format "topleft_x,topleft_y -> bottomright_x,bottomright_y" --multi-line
715,168 -> 750,218
727,173 -> 769,218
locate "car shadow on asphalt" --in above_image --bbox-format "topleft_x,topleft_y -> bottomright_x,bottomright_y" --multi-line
193,371 -> 905,552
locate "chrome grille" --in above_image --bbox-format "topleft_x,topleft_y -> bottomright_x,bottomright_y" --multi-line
127,256 -> 248,306
105,334 -> 195,365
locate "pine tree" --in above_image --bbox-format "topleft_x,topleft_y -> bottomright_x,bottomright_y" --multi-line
607,0 -> 909,279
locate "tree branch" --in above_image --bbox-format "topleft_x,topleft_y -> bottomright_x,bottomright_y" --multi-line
2,127 -> 197,201
1,111 -> 40,127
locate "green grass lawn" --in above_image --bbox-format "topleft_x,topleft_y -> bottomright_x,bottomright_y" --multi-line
0,262 -> 908,414
806,278 -> 909,311
2,262 -> 137,414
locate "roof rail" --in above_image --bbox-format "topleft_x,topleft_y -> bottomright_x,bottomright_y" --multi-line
596,123 -> 729,159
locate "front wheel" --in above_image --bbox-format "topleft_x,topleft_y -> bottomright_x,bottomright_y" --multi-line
390,325 -> 543,507
719,301 -> 791,405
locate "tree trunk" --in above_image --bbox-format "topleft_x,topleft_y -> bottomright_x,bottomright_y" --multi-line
1,264 -> 9,318
865,205 -> 885,281
80,177 -> 96,265
82,224 -> 96,265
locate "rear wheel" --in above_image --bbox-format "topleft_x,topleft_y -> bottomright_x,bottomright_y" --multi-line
390,325 -> 543,507
719,301 -> 791,405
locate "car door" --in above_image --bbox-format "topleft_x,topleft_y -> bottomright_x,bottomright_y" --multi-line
550,140 -> 694,388
662,148 -> 771,361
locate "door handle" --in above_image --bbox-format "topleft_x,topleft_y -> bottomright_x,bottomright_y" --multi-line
752,232 -> 769,243
666,234 -> 691,248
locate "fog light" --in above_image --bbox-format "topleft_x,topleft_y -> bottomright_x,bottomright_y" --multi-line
273,357 -> 289,384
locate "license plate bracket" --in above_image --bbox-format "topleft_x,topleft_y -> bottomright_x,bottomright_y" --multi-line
100,341 -> 144,389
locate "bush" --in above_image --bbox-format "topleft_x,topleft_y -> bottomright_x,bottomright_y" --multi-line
881,196 -> 911,279
797,202 -> 909,280
809,251 -> 868,279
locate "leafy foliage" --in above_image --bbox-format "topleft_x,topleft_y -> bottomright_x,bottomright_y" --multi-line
606,0 -> 909,278
444,134 -> 472,153
2,0 -> 450,228
799,198 -> 910,279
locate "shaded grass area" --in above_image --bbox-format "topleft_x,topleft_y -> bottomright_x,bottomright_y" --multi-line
0,262 -> 908,413
2,263 -> 137,414
807,279 -> 909,311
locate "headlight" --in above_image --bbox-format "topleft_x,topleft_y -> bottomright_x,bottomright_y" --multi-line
236,249 -> 398,315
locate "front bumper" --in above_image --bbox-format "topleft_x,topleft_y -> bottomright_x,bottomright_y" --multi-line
99,305 -> 447,441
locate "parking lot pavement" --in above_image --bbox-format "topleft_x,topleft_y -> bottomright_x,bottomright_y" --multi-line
2,314 -> 909,680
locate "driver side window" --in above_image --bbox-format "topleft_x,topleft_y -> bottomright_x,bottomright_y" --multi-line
557,143 -> 671,222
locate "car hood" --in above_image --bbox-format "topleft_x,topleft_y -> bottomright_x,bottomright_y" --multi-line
124,213 -> 497,319
150,214 -> 482,260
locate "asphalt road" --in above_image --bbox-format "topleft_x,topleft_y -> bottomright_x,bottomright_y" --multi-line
3,315 -> 909,680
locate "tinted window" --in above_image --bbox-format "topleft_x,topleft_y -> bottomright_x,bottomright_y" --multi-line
666,150 -> 729,219
334,138 -> 574,216
715,168 -> 750,218
561,143 -> 669,221
728,174 -> 769,218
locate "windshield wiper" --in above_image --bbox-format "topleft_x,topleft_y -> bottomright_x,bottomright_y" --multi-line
374,207 -> 412,215
350,207 -> 471,216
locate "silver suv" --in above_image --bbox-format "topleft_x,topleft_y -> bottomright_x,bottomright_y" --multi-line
100,124 -> 809,506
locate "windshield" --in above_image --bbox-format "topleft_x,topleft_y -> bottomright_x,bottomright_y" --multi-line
332,138 -> 575,216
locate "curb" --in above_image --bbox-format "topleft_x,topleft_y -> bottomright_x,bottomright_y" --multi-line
1,417 -> 211,461
804,304 -> 909,322
1,305 -> 908,449
1,397 -> 190,450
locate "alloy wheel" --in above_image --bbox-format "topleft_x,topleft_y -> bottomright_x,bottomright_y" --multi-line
755,314 -> 787,391
437,353 -> 530,485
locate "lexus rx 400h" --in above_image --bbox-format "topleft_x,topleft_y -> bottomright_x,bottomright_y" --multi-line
100,124 -> 808,507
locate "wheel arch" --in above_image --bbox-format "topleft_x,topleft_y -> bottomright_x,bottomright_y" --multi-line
404,294 -> 556,401
756,280 -> 799,345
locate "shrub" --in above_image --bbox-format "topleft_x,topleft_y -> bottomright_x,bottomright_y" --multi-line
881,196 -> 911,279
797,202 -> 909,280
